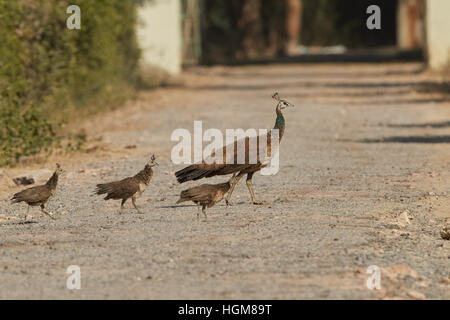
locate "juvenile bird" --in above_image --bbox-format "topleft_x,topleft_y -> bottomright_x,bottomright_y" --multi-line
11,163 -> 63,220
95,155 -> 158,214
176,178 -> 232,220
175,92 -> 294,206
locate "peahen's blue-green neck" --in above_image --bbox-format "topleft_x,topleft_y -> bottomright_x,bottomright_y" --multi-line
273,106 -> 285,141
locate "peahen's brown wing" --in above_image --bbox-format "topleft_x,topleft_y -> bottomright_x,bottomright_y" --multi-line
175,131 -> 276,183
96,177 -> 139,200
11,185 -> 52,205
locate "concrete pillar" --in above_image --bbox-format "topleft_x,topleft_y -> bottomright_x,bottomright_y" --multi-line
426,0 -> 450,69
136,0 -> 182,74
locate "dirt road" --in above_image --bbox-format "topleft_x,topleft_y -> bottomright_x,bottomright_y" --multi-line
0,63 -> 449,299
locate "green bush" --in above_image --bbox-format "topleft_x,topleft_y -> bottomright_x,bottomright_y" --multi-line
0,0 -> 140,166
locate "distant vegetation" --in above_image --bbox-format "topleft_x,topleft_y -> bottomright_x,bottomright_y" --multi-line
0,0 -> 140,166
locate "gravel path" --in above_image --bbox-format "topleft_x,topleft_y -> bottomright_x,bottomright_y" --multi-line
0,63 -> 449,299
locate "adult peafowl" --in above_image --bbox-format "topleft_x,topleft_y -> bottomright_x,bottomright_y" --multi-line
175,93 -> 294,206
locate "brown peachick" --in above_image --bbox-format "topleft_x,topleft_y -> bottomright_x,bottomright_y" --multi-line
176,179 -> 232,220
11,163 -> 63,220
95,155 -> 158,214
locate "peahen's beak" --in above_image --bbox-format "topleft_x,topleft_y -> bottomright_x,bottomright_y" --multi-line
281,101 -> 294,109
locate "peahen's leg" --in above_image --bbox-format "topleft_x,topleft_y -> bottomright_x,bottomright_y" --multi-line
246,172 -> 268,205
132,196 -> 143,214
226,172 -> 245,207
201,205 -> 207,221
196,204 -> 201,220
40,204 -> 56,220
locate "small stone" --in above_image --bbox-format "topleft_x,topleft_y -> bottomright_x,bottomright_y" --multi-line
440,226 -> 450,240
13,169 -> 52,186
396,210 -> 411,227
407,290 -> 425,300
13,176 -> 35,186
400,233 -> 410,238
85,146 -> 99,153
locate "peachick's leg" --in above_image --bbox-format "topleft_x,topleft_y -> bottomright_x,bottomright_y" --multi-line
132,197 -> 143,214
226,172 -> 244,207
120,199 -> 127,214
246,172 -> 268,205
22,206 -> 30,221
40,204 -> 57,220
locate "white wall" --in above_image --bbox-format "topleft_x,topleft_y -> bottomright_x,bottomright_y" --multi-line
426,0 -> 450,69
136,0 -> 182,74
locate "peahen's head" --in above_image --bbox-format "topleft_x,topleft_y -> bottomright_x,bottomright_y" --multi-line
272,92 -> 294,110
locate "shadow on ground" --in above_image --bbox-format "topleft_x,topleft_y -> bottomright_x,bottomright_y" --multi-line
387,121 -> 450,128
359,135 -> 450,144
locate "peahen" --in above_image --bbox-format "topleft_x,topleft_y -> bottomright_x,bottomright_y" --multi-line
175,93 -> 294,206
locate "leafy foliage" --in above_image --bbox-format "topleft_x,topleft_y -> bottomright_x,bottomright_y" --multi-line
0,0 -> 140,166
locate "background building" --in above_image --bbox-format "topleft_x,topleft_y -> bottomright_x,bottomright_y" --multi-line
136,0 -> 450,72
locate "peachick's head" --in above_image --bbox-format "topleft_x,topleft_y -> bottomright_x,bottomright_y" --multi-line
147,154 -> 158,168
55,163 -> 64,175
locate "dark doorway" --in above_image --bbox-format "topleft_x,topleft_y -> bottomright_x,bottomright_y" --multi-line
199,0 -> 411,65
301,0 -> 398,48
